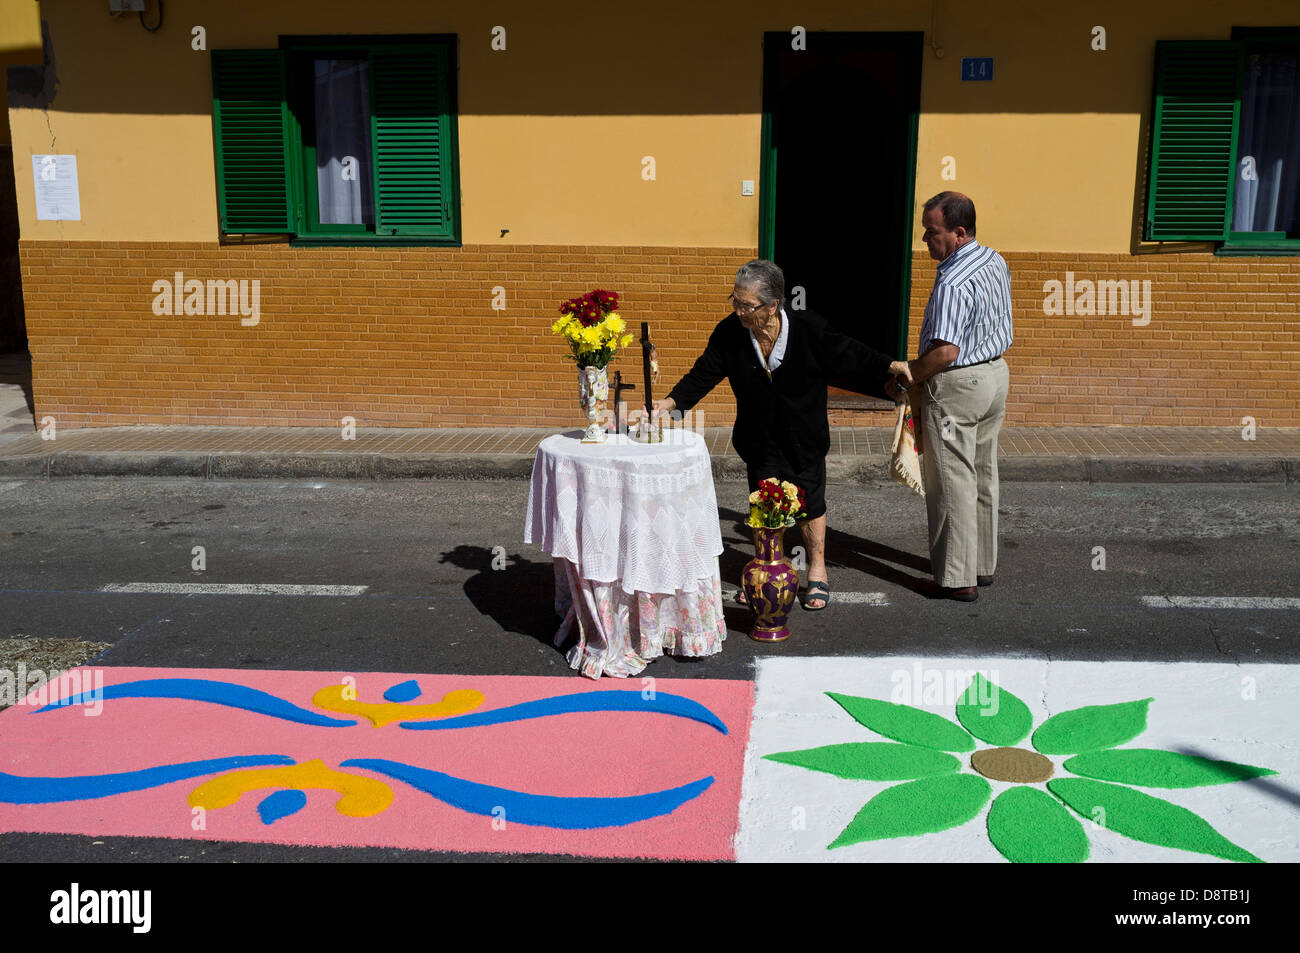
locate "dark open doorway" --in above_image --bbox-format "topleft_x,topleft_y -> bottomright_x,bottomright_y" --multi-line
760,31 -> 922,399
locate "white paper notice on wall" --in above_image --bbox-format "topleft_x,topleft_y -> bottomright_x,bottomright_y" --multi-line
32,154 -> 81,221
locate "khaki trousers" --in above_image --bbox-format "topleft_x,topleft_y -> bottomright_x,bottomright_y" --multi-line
919,358 -> 1009,588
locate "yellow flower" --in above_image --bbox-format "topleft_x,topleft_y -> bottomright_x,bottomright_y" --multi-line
749,490 -> 761,504
781,480 -> 800,500
605,313 -> 626,334
620,334 -> 633,348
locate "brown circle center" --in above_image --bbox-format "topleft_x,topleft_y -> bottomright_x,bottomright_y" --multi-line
970,747 -> 1055,783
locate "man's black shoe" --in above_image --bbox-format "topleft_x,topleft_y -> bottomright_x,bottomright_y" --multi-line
923,580 -> 979,602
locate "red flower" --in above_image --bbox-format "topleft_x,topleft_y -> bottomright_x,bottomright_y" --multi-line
555,289 -> 622,328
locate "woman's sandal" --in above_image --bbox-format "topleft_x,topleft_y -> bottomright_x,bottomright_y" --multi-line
802,580 -> 831,611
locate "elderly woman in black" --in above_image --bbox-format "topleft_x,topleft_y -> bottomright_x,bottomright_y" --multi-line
653,259 -> 911,610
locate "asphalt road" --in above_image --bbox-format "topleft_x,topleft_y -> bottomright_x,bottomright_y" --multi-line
2,477 -> 1297,670
1,476 -> 1297,861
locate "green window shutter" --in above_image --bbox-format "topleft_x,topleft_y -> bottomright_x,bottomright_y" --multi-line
211,49 -> 292,233
370,44 -> 458,239
1144,40 -> 1244,241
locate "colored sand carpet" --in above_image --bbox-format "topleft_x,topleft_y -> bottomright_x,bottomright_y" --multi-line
0,666 -> 753,861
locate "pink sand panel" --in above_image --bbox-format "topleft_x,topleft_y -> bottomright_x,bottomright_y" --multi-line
0,667 -> 754,861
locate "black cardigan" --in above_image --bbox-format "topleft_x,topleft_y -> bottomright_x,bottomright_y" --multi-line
666,304 -> 894,467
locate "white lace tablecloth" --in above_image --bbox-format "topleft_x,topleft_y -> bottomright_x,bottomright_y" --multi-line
524,430 -> 727,678
525,431 -> 725,595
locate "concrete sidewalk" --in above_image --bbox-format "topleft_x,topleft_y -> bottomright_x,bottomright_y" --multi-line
3,347 -> 1296,482
1,423 -> 1297,483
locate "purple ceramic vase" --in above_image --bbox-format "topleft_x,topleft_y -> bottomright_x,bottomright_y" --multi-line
741,524 -> 799,642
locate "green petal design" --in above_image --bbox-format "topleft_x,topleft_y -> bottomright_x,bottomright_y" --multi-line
1032,698 -> 1152,754
828,774 -> 991,849
826,692 -> 975,752
763,742 -> 961,781
1064,749 -> 1277,788
1048,778 -> 1263,863
987,786 -> 1089,863
956,673 -> 1033,746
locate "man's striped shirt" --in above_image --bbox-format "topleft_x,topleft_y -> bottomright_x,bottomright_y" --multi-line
919,239 -> 1013,366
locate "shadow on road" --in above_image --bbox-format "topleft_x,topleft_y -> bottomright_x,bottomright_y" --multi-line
443,541 -> 762,645
442,503 -> 939,651
1175,744 -> 1300,811
717,504 -> 933,596
437,544 -> 566,657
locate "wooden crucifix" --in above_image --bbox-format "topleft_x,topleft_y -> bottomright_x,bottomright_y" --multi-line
637,321 -> 662,442
640,322 -> 655,416
611,370 -> 635,436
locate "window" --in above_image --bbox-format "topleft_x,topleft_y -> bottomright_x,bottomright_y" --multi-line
308,56 -> 374,230
1145,32 -> 1300,254
211,36 -> 460,245
1231,38 -> 1300,246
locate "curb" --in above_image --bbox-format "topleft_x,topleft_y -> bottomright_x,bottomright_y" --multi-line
1086,456 -> 1289,484
1,451 -> 1297,484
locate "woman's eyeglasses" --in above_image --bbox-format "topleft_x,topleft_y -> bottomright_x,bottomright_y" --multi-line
729,294 -> 772,315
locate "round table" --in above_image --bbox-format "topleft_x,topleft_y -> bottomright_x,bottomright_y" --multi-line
524,430 -> 728,679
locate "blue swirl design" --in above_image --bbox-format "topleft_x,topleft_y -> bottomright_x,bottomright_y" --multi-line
31,679 -> 357,727
399,690 -> 728,734
5,680 -> 731,826
26,679 -> 729,737
0,755 -> 296,804
343,757 -> 713,829
257,789 -> 309,825
383,680 -> 422,703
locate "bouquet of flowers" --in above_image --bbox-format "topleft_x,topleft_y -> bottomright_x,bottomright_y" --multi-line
551,289 -> 634,369
747,478 -> 807,528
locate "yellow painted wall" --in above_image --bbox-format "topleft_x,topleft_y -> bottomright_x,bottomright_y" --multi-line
0,0 -> 43,147
0,0 -> 40,53
7,0 -> 1299,250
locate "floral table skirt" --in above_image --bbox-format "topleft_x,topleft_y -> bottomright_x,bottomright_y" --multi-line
552,558 -> 728,679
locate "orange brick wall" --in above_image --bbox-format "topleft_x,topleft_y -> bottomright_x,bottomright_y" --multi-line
19,243 -> 1300,429
906,251 -> 1300,428
20,242 -> 751,430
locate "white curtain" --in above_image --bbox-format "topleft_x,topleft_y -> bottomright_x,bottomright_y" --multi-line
1232,52 -> 1300,234
314,58 -> 374,226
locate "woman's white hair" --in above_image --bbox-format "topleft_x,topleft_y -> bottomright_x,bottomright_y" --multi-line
734,259 -> 784,306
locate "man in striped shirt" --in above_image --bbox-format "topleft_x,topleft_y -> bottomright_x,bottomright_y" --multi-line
886,192 -> 1012,601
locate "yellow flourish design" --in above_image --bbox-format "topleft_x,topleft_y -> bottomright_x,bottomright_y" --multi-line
311,685 -> 485,728
188,759 -> 393,817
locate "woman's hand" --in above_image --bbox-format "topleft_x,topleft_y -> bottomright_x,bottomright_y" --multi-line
651,397 -> 676,420
889,360 -> 914,387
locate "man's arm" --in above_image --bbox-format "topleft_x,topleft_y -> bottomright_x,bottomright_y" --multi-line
882,341 -> 957,401
884,279 -> 971,399
909,341 -> 960,384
